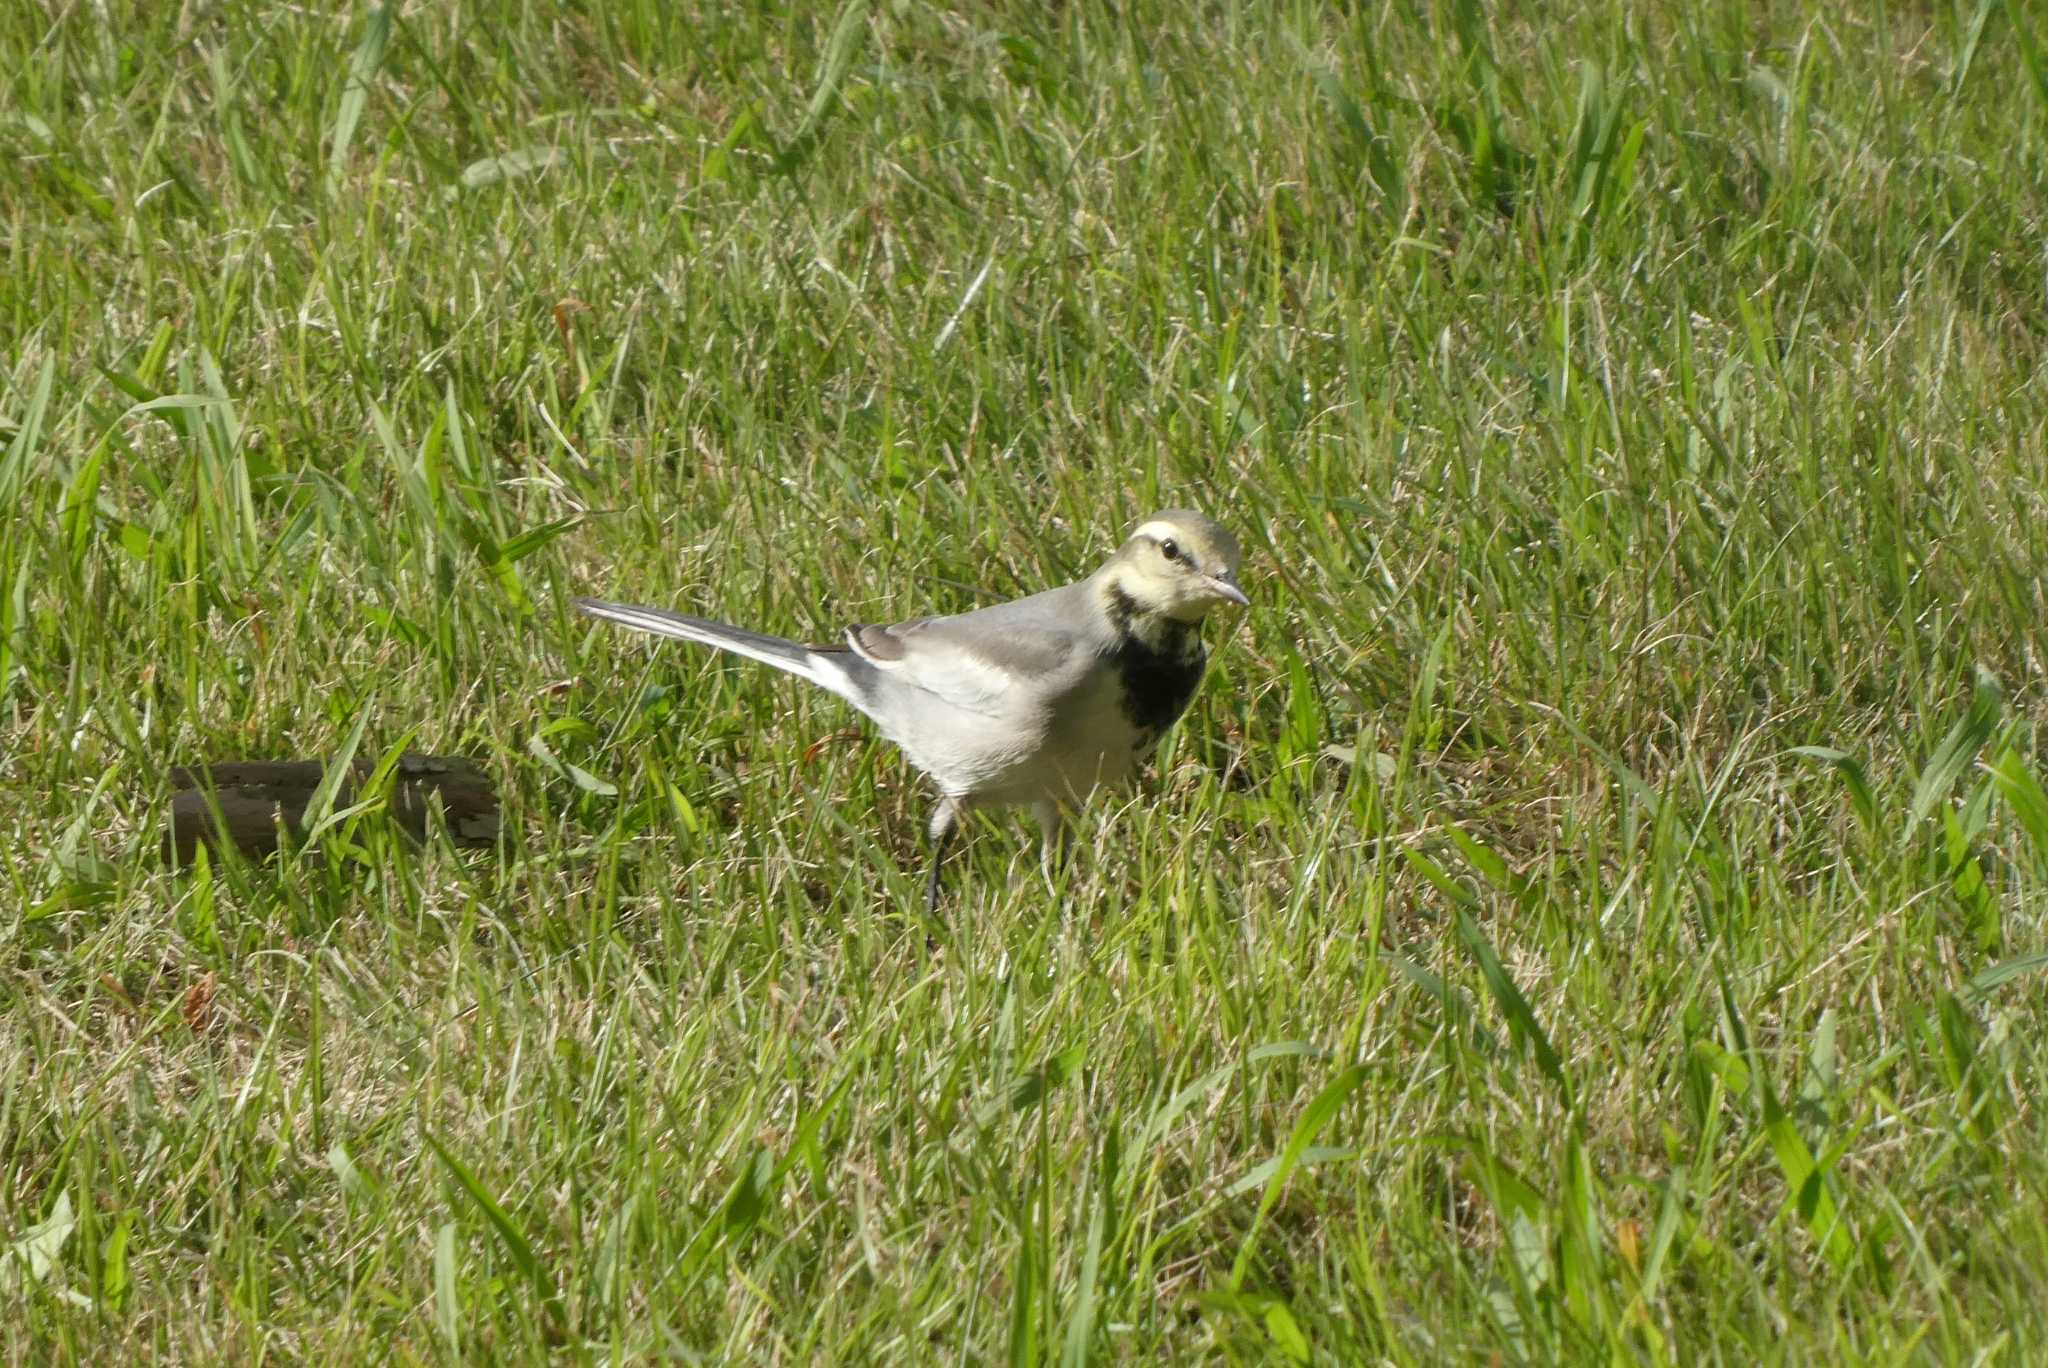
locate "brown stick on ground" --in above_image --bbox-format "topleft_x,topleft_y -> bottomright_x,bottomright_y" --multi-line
164,754 -> 499,864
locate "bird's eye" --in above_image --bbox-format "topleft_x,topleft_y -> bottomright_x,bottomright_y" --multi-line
1159,538 -> 1180,562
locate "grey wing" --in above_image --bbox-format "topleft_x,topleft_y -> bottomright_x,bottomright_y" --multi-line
845,583 -> 1102,716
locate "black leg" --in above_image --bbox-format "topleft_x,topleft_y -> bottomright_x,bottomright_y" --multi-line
925,824 -> 955,913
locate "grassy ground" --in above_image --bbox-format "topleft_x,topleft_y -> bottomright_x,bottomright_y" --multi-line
5,0 -> 2048,1359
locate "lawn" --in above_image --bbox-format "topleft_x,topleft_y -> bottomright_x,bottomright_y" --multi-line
6,0 -> 2048,1359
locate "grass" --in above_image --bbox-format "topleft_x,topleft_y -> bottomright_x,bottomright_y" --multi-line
5,0 -> 2048,1358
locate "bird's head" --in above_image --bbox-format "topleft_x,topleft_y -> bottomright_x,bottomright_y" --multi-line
1097,509 -> 1249,625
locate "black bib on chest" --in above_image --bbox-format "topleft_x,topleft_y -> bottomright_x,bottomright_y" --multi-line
1105,588 -> 1207,748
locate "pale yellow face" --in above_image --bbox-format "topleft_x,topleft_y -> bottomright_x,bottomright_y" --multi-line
1108,509 -> 1248,621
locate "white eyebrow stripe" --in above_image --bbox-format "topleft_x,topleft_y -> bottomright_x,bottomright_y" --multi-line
1132,520 -> 1182,543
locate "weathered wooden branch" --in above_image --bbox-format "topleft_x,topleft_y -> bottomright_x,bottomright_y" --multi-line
164,754 -> 500,864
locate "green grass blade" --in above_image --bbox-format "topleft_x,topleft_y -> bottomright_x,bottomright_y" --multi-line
1228,1064 -> 1368,1290
1909,667 -> 2002,824
2009,2 -> 2048,115
1454,908 -> 1570,1106
424,1132 -> 567,1343
328,5 -> 394,190
1788,746 -> 1878,830
1987,746 -> 2048,864
297,697 -> 377,847
783,0 -> 869,165
1966,951 -> 2048,1000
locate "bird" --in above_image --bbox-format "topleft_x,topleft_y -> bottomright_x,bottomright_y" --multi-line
574,509 -> 1248,910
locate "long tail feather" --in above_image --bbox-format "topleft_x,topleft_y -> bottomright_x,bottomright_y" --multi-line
573,597 -> 858,699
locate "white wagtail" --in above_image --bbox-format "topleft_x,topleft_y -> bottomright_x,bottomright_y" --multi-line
575,510 -> 1247,908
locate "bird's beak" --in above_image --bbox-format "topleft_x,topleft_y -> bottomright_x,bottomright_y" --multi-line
1205,572 -> 1250,607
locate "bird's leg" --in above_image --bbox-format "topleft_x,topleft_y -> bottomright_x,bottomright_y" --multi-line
926,797 -> 961,914
1032,799 -> 1071,890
